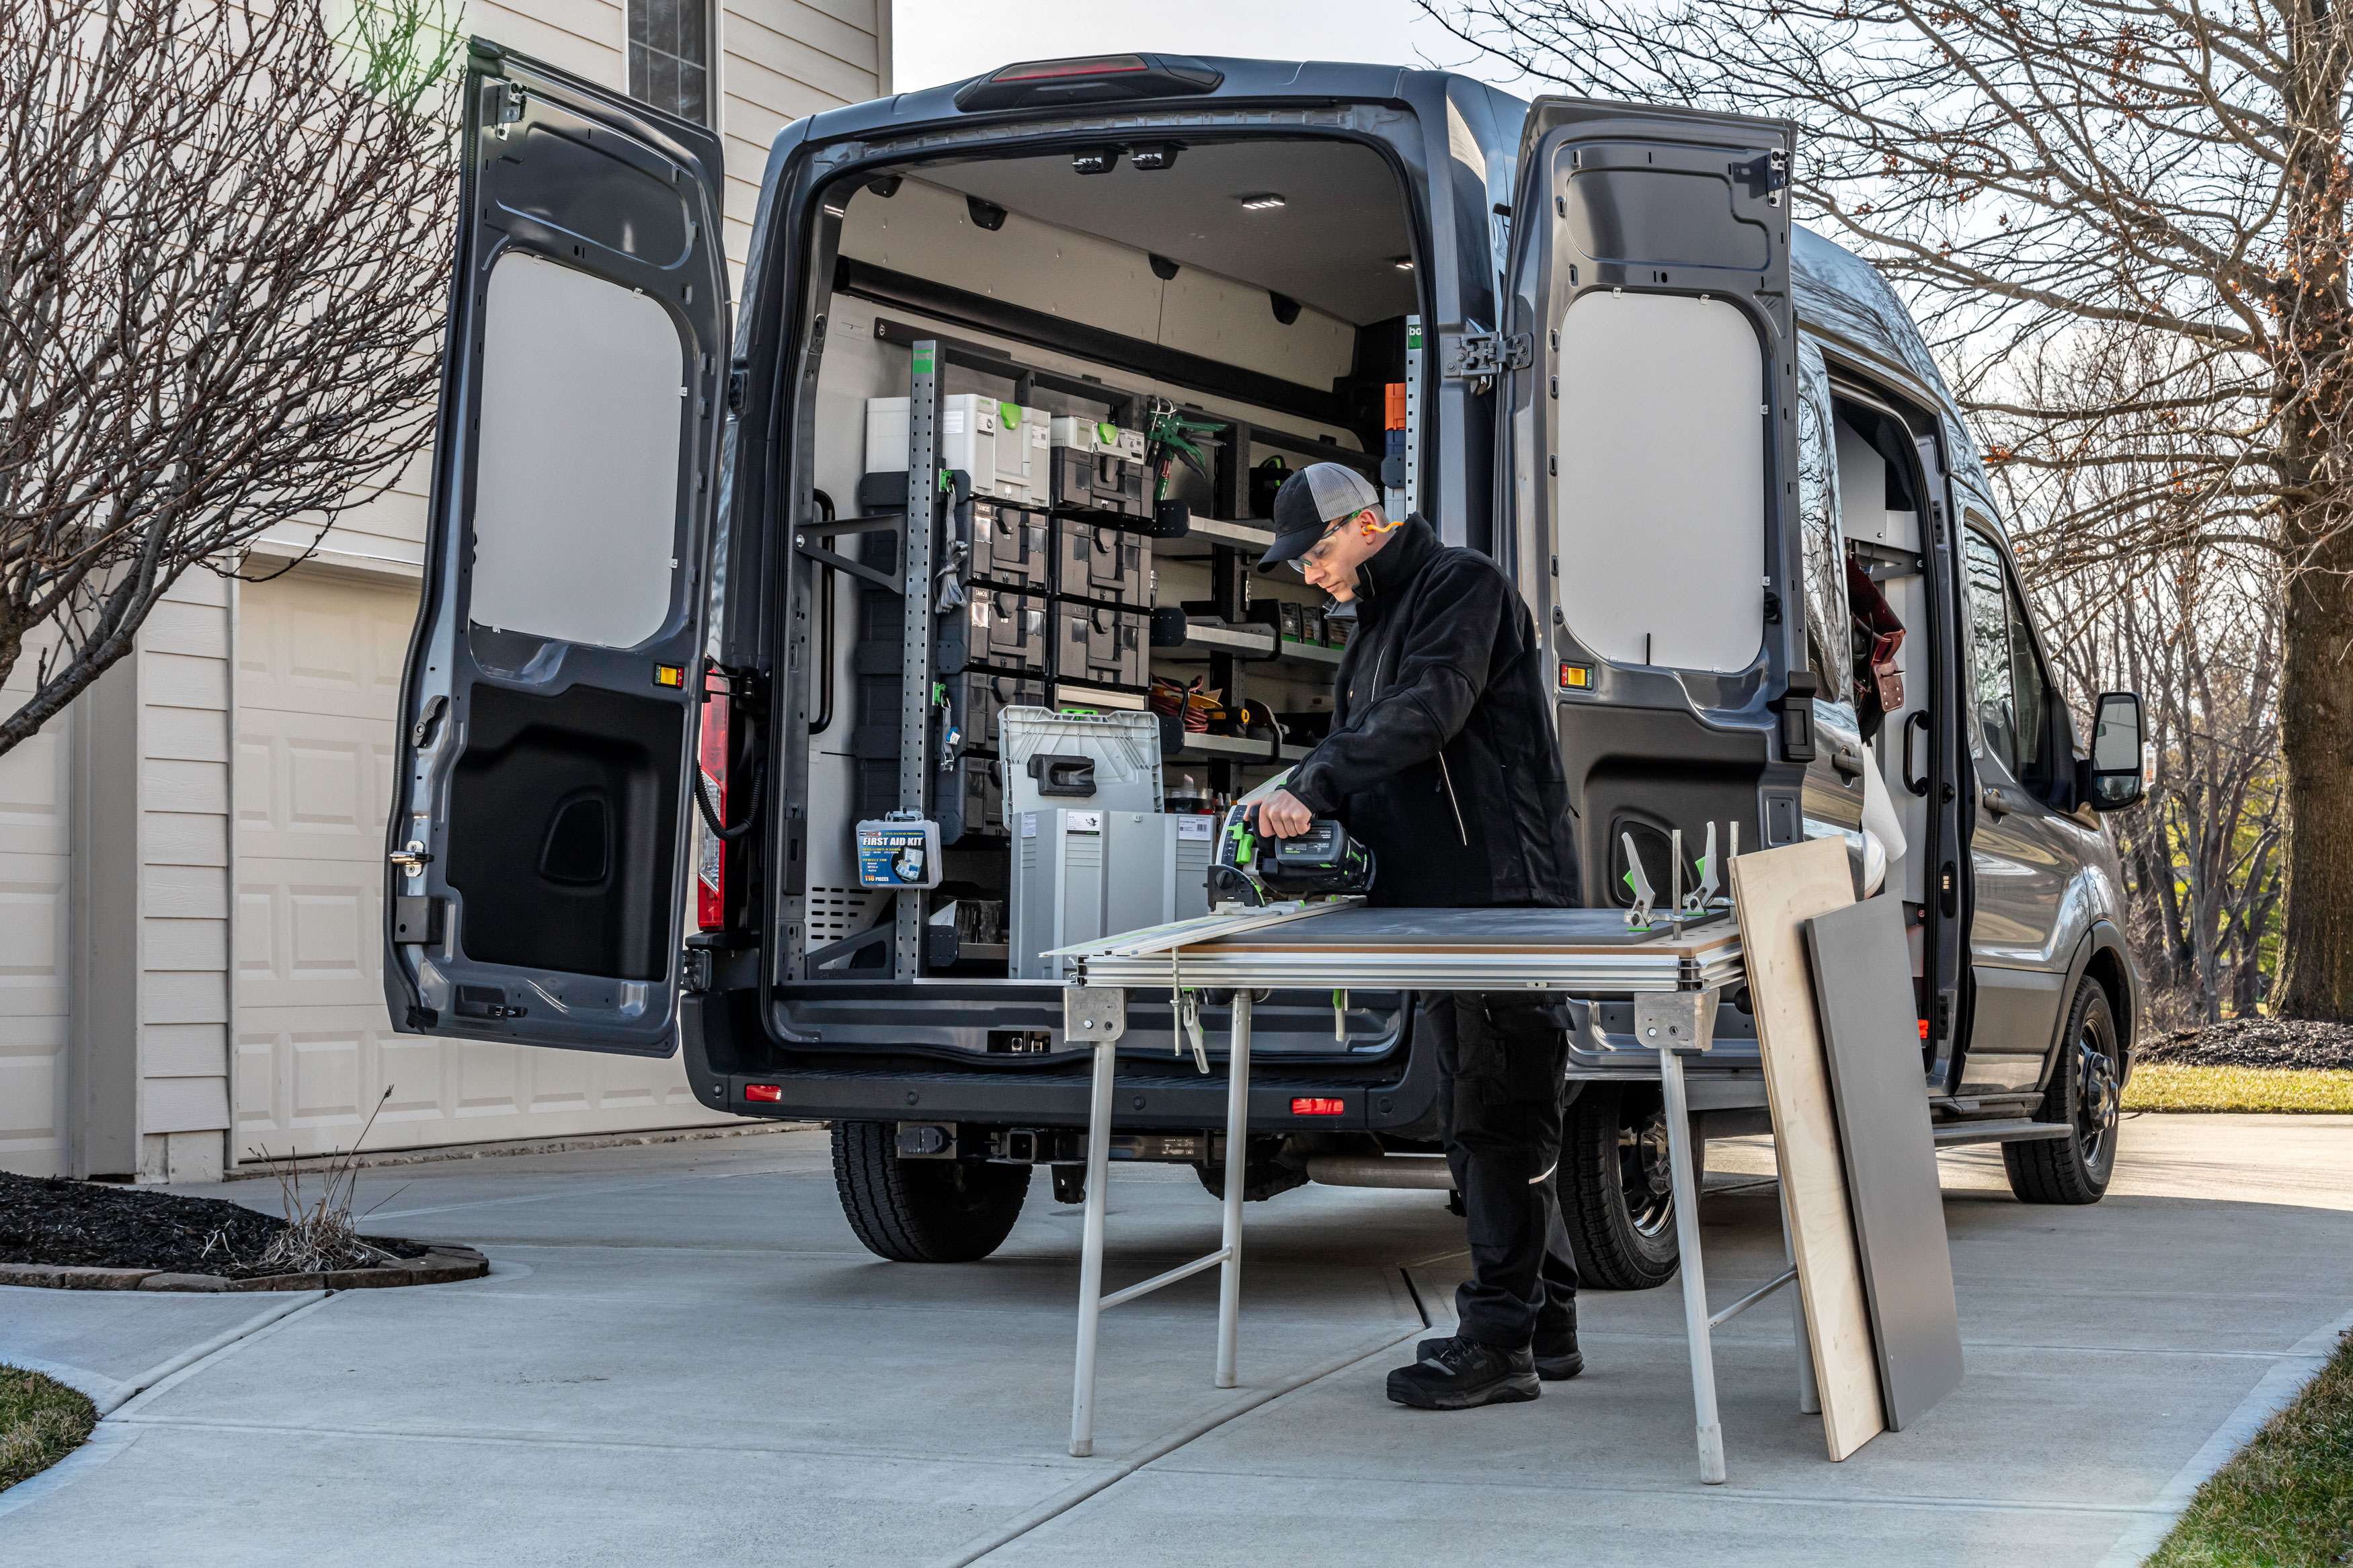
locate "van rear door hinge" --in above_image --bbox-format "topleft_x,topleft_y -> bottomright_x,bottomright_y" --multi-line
1441,325 -> 1532,388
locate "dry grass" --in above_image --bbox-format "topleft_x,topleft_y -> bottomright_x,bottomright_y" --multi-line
2123,1065 -> 2353,1115
0,1364 -> 96,1491
247,1085 -> 405,1273
2147,1330 -> 2353,1567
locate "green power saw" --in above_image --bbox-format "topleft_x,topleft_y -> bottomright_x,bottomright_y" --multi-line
1207,772 -> 1376,908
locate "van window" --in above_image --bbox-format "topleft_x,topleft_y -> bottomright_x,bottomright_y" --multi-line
1794,343 -> 1851,710
1556,292 -> 1763,673
1961,526 -> 2052,790
470,252 -> 682,650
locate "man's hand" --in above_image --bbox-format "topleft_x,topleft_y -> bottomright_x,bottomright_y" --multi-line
1255,788 -> 1315,839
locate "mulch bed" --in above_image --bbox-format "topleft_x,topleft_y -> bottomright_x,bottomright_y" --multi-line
2139,1018 -> 2353,1074
0,1172 -> 482,1291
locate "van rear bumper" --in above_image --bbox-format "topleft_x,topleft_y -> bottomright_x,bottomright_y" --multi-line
682,987 -> 1771,1127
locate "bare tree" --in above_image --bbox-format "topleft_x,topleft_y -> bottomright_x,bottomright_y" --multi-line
1423,0 -> 2353,1018
0,0 -> 458,755
1987,327 -> 2285,1026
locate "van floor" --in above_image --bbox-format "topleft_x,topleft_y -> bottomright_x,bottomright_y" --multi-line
8,1119 -> 2348,1565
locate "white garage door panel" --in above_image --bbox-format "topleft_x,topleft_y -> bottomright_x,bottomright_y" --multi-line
235,572 -> 732,1160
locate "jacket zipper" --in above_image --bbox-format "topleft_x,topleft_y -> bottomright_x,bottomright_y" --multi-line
1437,753 -> 1468,845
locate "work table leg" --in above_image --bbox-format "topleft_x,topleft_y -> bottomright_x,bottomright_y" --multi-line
1070,1033 -> 1119,1458
1215,989 -> 1252,1389
1659,1045 -> 1726,1484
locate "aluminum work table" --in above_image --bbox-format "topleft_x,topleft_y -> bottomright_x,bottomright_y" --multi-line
1050,898 -> 1814,1484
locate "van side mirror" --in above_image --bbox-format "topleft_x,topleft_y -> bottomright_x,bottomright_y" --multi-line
2083,692 -> 2144,811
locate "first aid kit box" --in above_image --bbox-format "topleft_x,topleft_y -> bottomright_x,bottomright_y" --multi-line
855,817 -> 943,889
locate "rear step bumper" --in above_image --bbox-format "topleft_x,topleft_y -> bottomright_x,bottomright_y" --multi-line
1931,1119 -> 2073,1147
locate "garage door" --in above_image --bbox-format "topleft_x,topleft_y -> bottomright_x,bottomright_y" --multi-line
233,569 -> 732,1160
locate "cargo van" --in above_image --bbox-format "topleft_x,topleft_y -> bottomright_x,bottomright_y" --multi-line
386,46 -> 2149,1286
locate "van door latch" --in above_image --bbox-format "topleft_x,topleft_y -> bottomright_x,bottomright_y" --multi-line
389,841 -> 434,876
1441,325 -> 1531,390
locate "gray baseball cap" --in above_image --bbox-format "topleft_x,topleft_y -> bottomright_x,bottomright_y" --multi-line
1258,462 -> 1381,573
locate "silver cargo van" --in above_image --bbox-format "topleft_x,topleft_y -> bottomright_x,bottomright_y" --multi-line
385,45 -> 2148,1286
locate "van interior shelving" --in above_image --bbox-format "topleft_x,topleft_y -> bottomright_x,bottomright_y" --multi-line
781,138 -> 1425,989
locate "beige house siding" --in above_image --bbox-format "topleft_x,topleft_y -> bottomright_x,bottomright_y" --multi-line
1,0 -> 887,1180
0,634 -> 73,1178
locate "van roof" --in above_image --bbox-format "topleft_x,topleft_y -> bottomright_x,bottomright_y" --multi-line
803,54 -> 1519,142
781,56 -> 1981,505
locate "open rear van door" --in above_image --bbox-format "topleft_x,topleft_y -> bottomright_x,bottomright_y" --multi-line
1497,101 -> 1804,893
383,42 -> 728,1054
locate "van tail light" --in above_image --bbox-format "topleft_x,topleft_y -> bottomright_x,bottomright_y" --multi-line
744,1083 -> 782,1103
1291,1098 -> 1345,1116
953,53 -> 1222,112
697,675 -> 729,931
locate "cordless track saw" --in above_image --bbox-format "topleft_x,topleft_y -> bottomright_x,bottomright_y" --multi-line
1207,799 -> 1375,909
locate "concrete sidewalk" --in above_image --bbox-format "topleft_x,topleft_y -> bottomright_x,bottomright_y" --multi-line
5,1112 -> 2348,1566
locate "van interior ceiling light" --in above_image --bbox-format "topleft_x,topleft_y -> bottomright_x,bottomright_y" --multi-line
1239,193 -> 1287,211
1128,143 -> 1179,171
1071,148 -> 1120,175
1391,256 -> 1415,272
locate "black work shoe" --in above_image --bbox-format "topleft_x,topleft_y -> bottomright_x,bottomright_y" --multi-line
1387,1335 -> 1541,1410
1419,1325 -> 1583,1381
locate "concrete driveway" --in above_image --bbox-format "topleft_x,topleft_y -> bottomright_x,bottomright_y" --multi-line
6,1112 -> 2349,1567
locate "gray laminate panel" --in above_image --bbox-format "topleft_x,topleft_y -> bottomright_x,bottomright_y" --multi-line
1804,897 -> 1965,1430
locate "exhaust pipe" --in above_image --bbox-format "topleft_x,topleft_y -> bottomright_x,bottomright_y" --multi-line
1304,1153 -> 1453,1190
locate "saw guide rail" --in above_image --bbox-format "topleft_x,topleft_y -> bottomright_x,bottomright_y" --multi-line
1051,899 -> 1813,1482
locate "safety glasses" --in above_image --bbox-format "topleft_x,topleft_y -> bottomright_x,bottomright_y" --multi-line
1283,520 -> 1349,575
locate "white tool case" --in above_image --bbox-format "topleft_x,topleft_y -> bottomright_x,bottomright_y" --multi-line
866,394 -> 998,490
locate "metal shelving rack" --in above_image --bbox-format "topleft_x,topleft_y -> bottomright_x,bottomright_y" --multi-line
817,317 -> 1408,981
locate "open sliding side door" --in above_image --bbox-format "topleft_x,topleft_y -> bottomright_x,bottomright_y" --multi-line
383,42 -> 728,1054
1497,101 -> 1806,897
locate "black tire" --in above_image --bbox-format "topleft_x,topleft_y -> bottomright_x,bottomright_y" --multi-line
1563,1083 -> 1704,1290
830,1121 -> 1030,1262
2004,979 -> 2122,1205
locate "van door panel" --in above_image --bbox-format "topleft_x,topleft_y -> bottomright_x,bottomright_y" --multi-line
382,44 -> 727,1054
1499,100 -> 1802,903
1958,524 -> 2072,1084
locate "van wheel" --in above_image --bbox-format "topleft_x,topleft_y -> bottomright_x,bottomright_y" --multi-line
830,1121 -> 1029,1262
1563,1083 -> 1701,1290
2004,980 -> 2121,1205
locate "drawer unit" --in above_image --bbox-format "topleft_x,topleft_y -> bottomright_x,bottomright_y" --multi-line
947,669 -> 1048,755
969,501 -> 1050,590
1054,515 -> 1150,606
939,754 -> 1006,843
1053,600 -> 1148,690
1047,445 -> 1147,518
938,587 -> 1049,675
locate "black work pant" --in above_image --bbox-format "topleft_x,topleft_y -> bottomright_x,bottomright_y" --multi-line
1426,991 -> 1580,1349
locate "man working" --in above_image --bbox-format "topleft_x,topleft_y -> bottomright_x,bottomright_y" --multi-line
1254,463 -> 1583,1411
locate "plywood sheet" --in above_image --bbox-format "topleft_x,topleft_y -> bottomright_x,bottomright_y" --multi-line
1805,899 -> 1965,1430
1726,837 -> 1886,1461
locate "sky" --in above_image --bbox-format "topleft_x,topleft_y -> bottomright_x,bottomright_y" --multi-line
889,0 -> 1535,97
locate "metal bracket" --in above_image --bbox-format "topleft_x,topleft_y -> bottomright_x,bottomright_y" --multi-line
1739,147 -> 1791,206
1441,325 -> 1532,386
1634,986 -> 1720,1054
1065,986 -> 1127,1044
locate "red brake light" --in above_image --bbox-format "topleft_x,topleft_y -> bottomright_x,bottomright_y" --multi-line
697,677 -> 729,931
1291,1097 -> 1345,1116
992,54 -> 1148,83
745,1084 -> 782,1103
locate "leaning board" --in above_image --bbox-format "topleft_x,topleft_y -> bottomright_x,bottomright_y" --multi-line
1805,899 -> 1964,1431
1727,838 -> 1887,1461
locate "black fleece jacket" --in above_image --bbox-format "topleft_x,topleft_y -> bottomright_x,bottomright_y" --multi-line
1284,514 -> 1579,909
